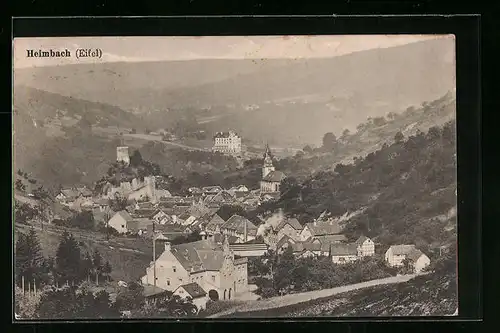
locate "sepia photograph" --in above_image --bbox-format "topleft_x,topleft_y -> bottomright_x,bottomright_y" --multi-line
13,34 -> 457,319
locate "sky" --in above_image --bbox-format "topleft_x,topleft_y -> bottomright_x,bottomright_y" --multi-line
13,35 -> 451,69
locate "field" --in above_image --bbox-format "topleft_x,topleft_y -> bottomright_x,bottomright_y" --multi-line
15,223 -> 154,282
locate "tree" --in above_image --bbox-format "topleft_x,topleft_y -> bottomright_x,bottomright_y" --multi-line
373,117 -> 387,127
216,205 -> 247,221
108,196 -> 128,212
69,211 -> 95,230
303,145 -> 313,154
36,285 -> 120,319
92,249 -> 103,284
322,132 -> 337,150
81,252 -> 94,282
15,179 -> 26,192
102,261 -> 112,282
15,228 -> 45,287
130,150 -> 143,167
55,232 -> 83,285
295,150 -> 305,159
115,282 -> 145,312
394,131 -> 405,144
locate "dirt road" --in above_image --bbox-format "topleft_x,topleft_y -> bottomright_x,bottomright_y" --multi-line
123,133 -> 210,152
208,274 -> 419,318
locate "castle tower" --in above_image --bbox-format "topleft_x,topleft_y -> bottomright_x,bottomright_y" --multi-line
262,144 -> 275,179
116,146 -> 130,166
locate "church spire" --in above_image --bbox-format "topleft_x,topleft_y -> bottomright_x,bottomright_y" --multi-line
262,143 -> 275,179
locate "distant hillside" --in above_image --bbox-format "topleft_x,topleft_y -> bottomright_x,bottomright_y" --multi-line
13,59 -> 288,112
13,86 -> 145,189
252,115 -> 457,258
14,38 -> 455,147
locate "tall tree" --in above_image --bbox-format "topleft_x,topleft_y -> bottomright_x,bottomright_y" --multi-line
15,228 -> 45,287
130,150 -> 143,167
322,132 -> 337,150
92,249 -> 103,284
55,232 -> 83,285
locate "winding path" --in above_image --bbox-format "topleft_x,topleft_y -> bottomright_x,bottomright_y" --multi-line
208,274 -> 419,318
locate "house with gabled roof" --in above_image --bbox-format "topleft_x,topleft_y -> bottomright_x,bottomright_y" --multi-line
221,215 -> 258,242
202,186 -> 223,195
385,245 -> 430,273
205,214 -> 226,235
329,243 -> 359,264
108,210 -> 138,234
300,219 -> 343,241
355,235 -> 375,257
141,237 -> 248,301
276,217 -> 303,242
173,282 -> 208,311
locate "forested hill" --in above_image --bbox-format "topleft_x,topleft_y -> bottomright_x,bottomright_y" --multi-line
262,119 -> 457,256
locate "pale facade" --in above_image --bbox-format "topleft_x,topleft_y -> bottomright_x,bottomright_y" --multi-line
116,146 -> 130,165
108,211 -> 135,234
141,239 -> 248,301
385,245 -> 430,273
213,131 -> 242,154
173,285 -> 209,311
413,254 -> 431,273
299,225 -> 313,241
332,253 -> 359,264
356,237 -> 375,257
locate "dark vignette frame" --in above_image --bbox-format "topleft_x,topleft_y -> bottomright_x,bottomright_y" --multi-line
9,15 -> 481,332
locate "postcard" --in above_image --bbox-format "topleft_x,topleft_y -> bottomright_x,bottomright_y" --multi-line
13,34 -> 457,319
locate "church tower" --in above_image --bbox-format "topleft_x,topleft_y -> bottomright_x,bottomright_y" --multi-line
262,144 -> 275,179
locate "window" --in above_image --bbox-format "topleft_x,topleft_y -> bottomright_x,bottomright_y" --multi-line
212,275 -> 216,282
166,279 -> 170,286
121,225 -> 125,228
173,266 -> 176,273
179,278 -> 183,282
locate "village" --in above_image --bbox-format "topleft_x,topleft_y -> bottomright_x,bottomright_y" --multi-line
46,131 -> 431,314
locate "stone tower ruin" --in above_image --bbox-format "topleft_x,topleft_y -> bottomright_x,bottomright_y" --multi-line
116,146 -> 130,166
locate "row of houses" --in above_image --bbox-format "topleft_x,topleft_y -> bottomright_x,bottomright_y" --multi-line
262,209 -> 430,272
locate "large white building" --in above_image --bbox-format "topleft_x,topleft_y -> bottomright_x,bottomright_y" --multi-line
212,131 -> 242,154
141,237 -> 248,303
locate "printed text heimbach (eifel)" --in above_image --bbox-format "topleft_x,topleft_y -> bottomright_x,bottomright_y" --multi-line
26,48 -> 103,59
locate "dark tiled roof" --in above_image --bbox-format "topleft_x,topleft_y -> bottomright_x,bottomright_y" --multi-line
277,218 -> 302,231
60,189 -> 80,199
133,208 -> 156,217
230,243 -> 268,251
213,233 -> 239,244
313,234 -> 348,246
167,240 -> 225,273
329,243 -> 358,256
355,235 -> 370,245
213,132 -> 239,139
223,215 -> 258,235
390,244 -> 416,255
262,170 -> 286,182
178,283 -> 206,299
202,186 -> 223,193
305,221 -> 342,236
406,248 -> 426,262
276,235 -> 295,250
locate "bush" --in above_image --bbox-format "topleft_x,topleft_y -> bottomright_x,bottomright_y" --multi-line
198,300 -> 237,317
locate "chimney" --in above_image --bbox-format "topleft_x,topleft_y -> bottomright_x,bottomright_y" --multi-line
164,242 -> 171,252
244,221 -> 248,243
